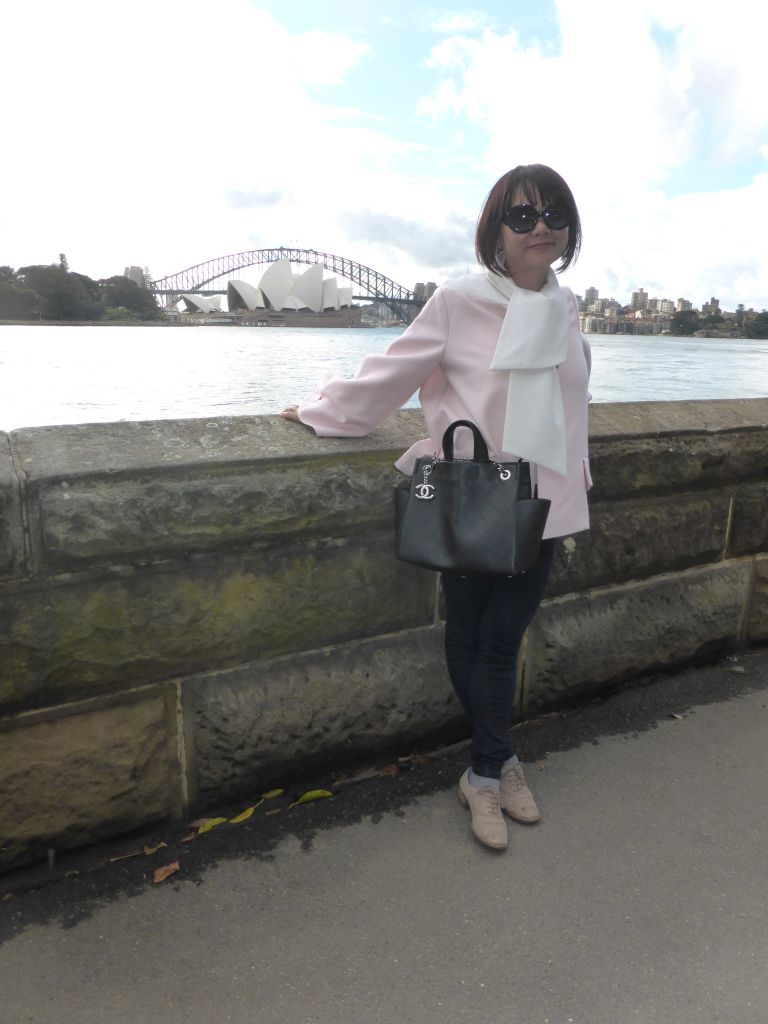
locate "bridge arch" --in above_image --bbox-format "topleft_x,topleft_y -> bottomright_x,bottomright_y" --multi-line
150,248 -> 424,320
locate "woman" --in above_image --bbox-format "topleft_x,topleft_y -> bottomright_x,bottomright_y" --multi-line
282,164 -> 591,851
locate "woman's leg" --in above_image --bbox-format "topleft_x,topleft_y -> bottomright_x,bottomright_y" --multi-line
443,540 -> 555,779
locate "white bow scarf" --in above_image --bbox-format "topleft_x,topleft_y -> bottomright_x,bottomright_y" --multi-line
486,268 -> 570,476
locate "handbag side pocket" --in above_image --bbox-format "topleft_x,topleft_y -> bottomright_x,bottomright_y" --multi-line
393,478 -> 411,543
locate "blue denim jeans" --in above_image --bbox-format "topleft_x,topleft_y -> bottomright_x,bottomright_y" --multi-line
442,539 -> 555,779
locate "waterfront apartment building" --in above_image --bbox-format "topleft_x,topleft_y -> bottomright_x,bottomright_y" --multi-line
631,288 -> 649,311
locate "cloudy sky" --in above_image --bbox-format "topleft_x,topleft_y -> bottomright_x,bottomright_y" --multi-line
3,0 -> 767,310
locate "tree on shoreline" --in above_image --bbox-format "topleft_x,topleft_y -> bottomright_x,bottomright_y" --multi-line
669,309 -> 700,336
0,262 -> 162,321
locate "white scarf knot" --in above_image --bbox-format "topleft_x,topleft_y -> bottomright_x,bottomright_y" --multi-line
486,268 -> 570,475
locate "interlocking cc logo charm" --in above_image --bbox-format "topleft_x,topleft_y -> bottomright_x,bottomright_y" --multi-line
415,463 -> 436,500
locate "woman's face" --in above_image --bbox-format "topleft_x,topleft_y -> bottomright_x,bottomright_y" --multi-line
498,186 -> 569,288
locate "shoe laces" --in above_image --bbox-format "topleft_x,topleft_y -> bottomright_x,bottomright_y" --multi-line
502,764 -> 526,793
477,787 -> 502,815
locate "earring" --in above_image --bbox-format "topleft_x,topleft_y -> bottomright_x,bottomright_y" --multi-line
495,246 -> 506,269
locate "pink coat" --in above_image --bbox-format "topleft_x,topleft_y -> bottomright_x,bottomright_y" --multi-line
298,275 -> 592,540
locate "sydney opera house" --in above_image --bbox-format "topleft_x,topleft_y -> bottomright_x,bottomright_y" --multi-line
179,259 -> 360,326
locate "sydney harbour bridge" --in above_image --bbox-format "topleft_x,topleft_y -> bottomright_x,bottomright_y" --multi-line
150,247 -> 428,322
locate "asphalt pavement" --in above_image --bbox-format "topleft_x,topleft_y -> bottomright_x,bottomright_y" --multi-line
1,648 -> 767,1024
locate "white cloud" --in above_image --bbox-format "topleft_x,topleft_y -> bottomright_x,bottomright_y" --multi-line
2,0 -> 767,309
0,0 -> 376,279
431,11 -> 490,34
414,0 -> 768,307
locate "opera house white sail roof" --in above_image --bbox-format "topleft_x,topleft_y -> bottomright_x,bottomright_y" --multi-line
225,259 -> 353,313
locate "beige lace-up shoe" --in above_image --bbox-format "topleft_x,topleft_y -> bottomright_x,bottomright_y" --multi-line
500,761 -> 541,824
458,769 -> 508,850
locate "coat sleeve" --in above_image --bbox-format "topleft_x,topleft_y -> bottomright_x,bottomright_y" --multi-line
297,289 -> 449,437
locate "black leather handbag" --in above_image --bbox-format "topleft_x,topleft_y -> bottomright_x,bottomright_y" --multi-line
394,419 -> 551,575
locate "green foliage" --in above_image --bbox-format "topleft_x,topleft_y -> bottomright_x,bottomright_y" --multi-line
0,262 -> 162,321
98,275 -> 162,319
16,265 -> 100,320
743,312 -> 768,339
0,280 -> 41,320
669,309 -> 700,336
700,312 -> 724,329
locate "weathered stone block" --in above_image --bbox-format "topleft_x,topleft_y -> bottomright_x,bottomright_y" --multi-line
746,556 -> 768,643
10,411 -> 426,478
186,626 -> 459,803
549,491 -> 730,595
0,688 -> 179,870
728,482 -> 768,557
24,454 -> 403,571
522,561 -> 753,710
588,431 -> 768,502
0,533 -> 435,714
588,398 -> 768,440
0,433 -> 25,578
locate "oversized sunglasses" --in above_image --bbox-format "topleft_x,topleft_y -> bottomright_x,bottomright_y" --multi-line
502,203 -> 570,233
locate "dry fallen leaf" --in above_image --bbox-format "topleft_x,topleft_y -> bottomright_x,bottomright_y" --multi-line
153,861 -> 180,884
143,842 -> 168,856
728,665 -> 746,674
289,789 -> 333,808
196,817 -> 228,834
377,764 -> 400,779
262,789 -> 284,799
230,801 -> 263,824
265,808 -> 282,816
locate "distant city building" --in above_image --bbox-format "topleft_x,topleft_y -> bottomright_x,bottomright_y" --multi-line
701,296 -> 721,316
124,266 -> 146,289
676,298 -> 692,311
414,283 -> 426,301
584,286 -> 599,308
425,282 -> 437,299
630,288 -> 648,311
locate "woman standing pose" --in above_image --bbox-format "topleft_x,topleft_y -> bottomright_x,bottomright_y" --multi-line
282,164 -> 592,850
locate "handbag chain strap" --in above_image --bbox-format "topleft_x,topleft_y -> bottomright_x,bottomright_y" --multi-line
414,455 -> 512,501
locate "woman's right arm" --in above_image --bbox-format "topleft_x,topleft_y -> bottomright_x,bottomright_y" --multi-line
293,289 -> 450,437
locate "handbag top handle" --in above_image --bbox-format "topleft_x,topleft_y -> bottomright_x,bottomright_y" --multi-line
441,420 -> 490,463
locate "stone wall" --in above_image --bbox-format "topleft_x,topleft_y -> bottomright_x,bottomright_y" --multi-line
1,399 -> 766,870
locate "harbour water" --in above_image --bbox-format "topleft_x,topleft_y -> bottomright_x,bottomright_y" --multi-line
0,323 -> 766,432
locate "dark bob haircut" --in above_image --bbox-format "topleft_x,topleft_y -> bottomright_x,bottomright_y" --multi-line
475,164 -> 582,276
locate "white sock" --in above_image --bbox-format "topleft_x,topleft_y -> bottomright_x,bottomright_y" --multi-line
502,755 -> 520,768
468,769 -> 500,791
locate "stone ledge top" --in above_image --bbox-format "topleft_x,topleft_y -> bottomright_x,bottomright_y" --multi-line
5,398 -> 767,480
8,411 -> 427,480
588,398 -> 768,440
